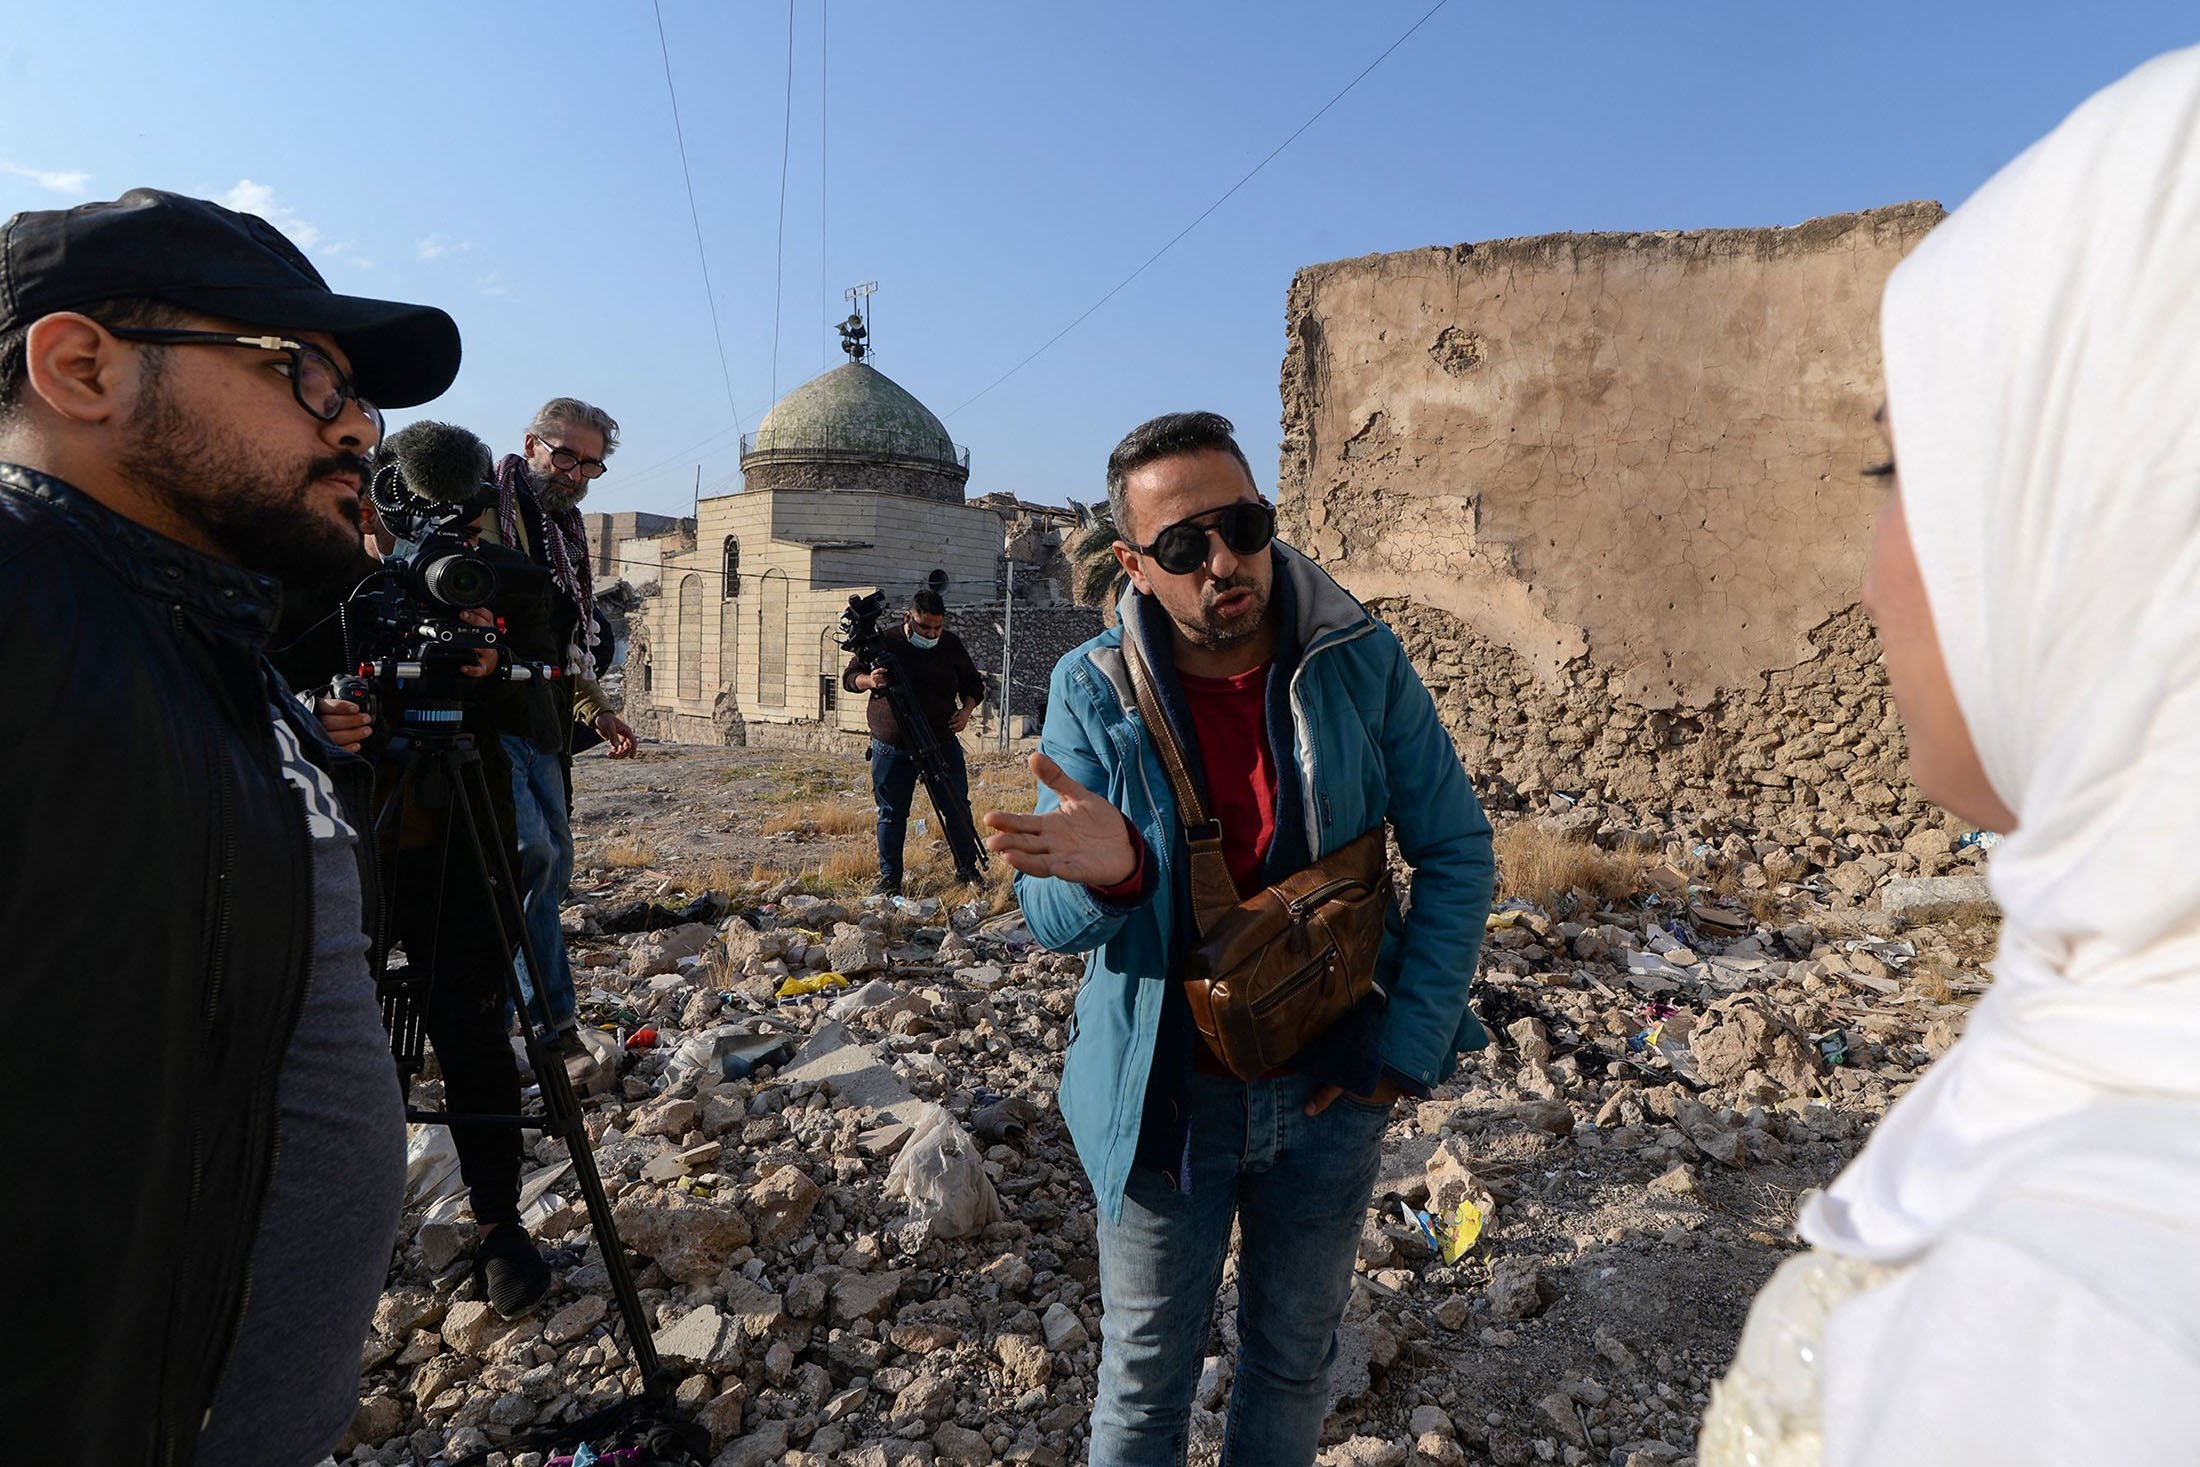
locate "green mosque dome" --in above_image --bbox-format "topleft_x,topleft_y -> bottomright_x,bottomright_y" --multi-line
742,362 -> 968,473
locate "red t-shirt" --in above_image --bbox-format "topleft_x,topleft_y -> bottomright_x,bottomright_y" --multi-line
1177,664 -> 1278,895
1092,662 -> 1284,1077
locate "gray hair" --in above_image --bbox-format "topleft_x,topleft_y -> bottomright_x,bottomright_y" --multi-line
1103,410 -> 1252,542
529,396 -> 621,455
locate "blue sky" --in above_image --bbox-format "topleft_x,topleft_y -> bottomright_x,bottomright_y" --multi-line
1,3 -> 2191,519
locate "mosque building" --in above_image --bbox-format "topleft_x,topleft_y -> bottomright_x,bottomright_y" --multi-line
618,308 -> 1096,749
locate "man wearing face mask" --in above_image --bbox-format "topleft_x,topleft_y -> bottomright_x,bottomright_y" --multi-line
475,397 -> 635,1049
843,587 -> 987,894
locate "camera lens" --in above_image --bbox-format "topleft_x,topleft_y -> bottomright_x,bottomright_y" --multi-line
420,553 -> 497,608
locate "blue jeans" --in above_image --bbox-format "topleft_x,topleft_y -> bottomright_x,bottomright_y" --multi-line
502,733 -> 576,1034
1089,1070 -> 1392,1466
869,736 -> 972,882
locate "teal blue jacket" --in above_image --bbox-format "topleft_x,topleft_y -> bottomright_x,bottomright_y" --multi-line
1018,544 -> 1494,1222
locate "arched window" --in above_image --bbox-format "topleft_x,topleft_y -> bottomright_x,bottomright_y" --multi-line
677,574 -> 703,701
819,626 -> 843,719
722,536 -> 740,598
718,597 -> 739,694
757,568 -> 789,706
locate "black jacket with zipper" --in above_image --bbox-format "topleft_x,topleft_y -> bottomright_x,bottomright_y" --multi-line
0,463 -> 381,1465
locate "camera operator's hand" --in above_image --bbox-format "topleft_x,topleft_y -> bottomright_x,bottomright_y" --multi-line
948,701 -> 974,734
860,666 -> 891,692
458,606 -> 499,678
982,752 -> 1136,885
595,711 -> 638,759
314,697 -> 373,753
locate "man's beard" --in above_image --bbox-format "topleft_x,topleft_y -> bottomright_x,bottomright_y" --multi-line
1183,575 -> 1270,649
535,473 -> 587,515
534,468 -> 594,519
117,359 -> 370,590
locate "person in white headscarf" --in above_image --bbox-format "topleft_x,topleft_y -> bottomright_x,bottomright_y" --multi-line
1701,44 -> 2200,1467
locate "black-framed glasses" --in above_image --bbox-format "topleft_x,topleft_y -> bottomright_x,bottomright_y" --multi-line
535,437 -> 609,479
101,327 -> 381,440
1125,499 -> 1275,575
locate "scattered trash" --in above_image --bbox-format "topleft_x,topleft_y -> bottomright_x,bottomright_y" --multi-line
1816,1030 -> 1850,1067
884,1102 -> 1003,1238
774,971 -> 850,1001
659,1020 -> 800,1091
1394,1196 -> 1484,1264
1955,830 -> 2003,853
597,891 -> 731,934
404,1124 -> 463,1209
623,1026 -> 659,1050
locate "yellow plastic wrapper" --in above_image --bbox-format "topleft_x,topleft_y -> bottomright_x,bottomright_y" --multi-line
1439,1198 -> 1484,1263
775,971 -> 849,999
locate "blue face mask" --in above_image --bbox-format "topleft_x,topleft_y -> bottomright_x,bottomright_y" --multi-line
907,624 -> 941,650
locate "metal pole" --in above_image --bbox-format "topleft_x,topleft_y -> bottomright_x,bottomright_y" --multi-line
999,555 -> 1014,752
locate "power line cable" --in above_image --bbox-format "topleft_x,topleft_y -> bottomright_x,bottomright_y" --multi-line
945,0 -> 1453,419
651,0 -> 744,429
769,0 -> 797,408
821,0 -> 831,373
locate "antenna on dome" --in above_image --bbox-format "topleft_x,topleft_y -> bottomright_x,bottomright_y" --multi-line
839,280 -> 876,362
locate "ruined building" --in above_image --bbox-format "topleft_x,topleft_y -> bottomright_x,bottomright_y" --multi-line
1279,203 -> 1953,877
619,311 -> 1100,749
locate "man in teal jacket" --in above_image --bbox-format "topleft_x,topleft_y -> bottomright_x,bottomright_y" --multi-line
985,412 -> 1493,1465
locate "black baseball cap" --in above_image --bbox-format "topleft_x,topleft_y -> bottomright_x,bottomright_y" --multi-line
0,187 -> 460,409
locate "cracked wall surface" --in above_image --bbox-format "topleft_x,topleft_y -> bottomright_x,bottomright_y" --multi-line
1279,204 -> 1942,710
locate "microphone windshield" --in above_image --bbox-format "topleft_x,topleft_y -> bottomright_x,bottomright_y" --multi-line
378,420 -> 495,507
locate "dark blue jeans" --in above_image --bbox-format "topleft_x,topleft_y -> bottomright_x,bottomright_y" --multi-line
869,735 -> 971,882
1089,1071 -> 1393,1466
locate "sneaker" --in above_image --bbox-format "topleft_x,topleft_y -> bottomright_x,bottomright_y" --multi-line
474,1225 -> 552,1319
550,1028 -> 589,1061
870,875 -> 902,897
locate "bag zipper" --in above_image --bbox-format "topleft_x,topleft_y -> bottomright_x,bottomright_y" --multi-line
1249,948 -> 1336,1017
1284,876 -> 1370,915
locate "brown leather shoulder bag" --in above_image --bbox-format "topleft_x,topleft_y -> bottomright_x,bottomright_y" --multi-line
1124,636 -> 1392,1079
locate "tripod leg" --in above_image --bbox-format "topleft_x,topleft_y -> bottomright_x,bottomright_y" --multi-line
371,753 -> 435,1092
447,749 -> 667,1392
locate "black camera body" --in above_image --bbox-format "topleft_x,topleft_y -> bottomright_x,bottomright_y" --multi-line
335,436 -> 561,736
836,588 -> 891,665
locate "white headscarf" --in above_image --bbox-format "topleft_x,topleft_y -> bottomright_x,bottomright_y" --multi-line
1804,47 -> 2200,1265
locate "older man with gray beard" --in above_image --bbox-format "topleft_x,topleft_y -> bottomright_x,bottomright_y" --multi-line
477,396 -> 635,1057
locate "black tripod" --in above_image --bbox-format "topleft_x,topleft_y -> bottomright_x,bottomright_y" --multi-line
366,703 -> 667,1404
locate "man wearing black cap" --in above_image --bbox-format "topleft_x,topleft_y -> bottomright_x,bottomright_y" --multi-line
0,189 -> 461,1465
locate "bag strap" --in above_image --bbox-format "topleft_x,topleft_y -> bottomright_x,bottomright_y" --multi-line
1124,632 -> 1242,936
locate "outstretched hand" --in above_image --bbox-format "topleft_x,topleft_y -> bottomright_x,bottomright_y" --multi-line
983,751 -> 1136,885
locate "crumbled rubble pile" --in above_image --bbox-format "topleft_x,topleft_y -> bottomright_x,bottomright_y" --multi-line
1382,601 -> 1959,871
338,777 -> 1995,1467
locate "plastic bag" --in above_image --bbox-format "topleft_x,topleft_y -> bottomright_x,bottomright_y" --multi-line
883,1103 -> 1002,1239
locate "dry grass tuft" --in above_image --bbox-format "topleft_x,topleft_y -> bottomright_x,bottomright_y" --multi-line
1910,964 -> 1956,1003
1493,821 -> 1644,913
811,837 -> 878,893
602,835 -> 656,869
762,803 -> 872,838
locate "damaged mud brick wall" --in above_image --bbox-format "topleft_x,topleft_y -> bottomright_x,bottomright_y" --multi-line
1279,204 -> 1962,861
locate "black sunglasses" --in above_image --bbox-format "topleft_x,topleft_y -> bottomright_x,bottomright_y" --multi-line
535,436 -> 608,479
101,326 -> 381,439
1125,500 -> 1276,575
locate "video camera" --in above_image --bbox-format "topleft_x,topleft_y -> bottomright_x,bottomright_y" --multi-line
836,588 -> 891,664
335,421 -> 561,733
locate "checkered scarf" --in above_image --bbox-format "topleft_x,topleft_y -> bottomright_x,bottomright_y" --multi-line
494,452 -> 594,647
